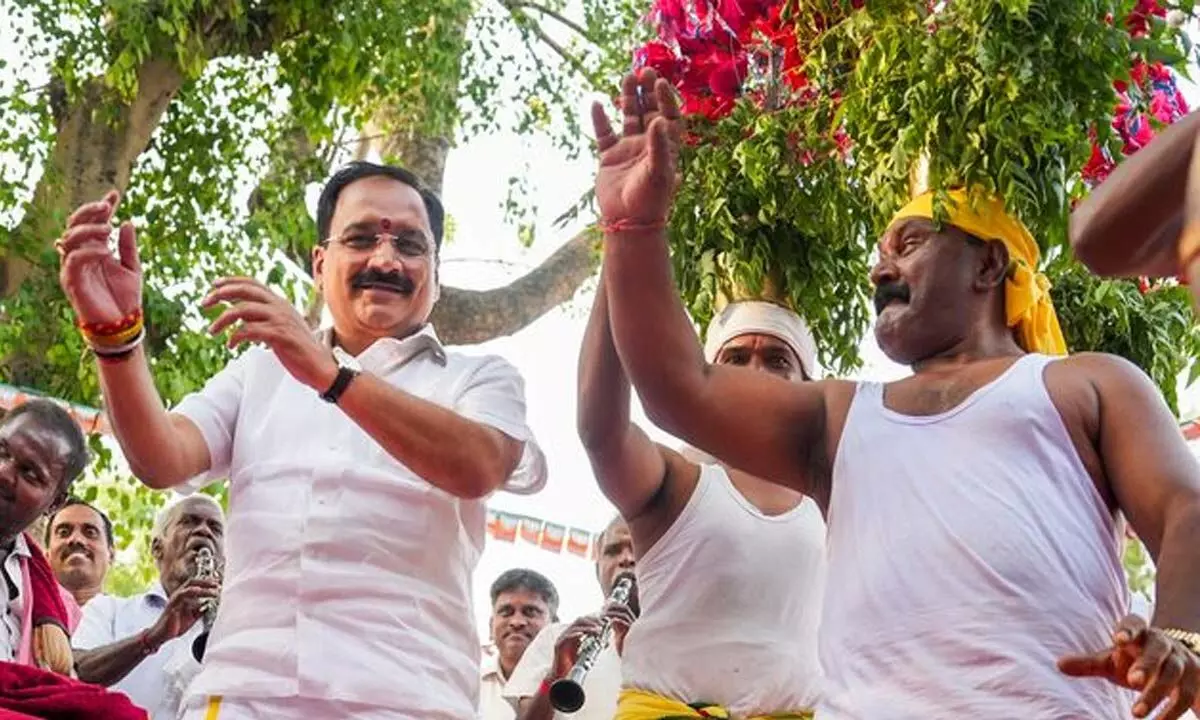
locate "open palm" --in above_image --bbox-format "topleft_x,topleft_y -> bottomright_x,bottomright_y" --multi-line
591,70 -> 682,228
57,191 -> 143,325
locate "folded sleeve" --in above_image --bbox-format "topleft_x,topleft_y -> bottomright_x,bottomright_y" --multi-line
172,351 -> 255,493
502,623 -> 560,700
453,355 -> 547,495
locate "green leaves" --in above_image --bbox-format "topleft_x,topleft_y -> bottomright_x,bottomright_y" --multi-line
1049,258 -> 1200,414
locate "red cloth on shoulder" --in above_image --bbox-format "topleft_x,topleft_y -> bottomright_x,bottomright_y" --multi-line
0,661 -> 148,720
21,535 -> 68,633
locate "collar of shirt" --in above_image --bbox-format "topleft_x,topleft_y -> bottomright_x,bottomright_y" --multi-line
0,535 -> 31,596
316,324 -> 447,372
481,650 -> 506,682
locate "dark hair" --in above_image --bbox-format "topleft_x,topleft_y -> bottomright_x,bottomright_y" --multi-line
45,497 -> 113,549
3,400 -> 88,490
316,161 -> 445,250
490,568 -> 559,615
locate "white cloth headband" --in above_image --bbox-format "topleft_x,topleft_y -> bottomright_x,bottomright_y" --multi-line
702,301 -> 819,378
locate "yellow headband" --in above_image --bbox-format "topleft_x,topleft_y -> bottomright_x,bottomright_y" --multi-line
890,190 -> 1067,356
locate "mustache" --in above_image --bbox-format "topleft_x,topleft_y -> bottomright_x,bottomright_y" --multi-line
873,281 -> 911,315
60,543 -> 92,561
351,269 -> 414,294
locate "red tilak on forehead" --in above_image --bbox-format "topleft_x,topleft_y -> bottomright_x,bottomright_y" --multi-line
380,217 -> 391,231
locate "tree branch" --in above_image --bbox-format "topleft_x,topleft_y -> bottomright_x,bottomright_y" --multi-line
505,7 -> 607,92
501,0 -> 591,40
430,228 -> 600,344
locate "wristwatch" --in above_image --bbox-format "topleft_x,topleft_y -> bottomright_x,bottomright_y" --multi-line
1163,628 -> 1200,657
319,363 -> 360,404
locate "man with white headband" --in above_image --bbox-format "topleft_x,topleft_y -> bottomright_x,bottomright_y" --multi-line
576,275 -> 826,719
702,300 -> 820,379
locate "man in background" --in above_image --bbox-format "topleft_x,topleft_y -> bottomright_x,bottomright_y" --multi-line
507,517 -> 636,720
73,495 -> 224,719
47,498 -> 114,608
482,568 -> 559,720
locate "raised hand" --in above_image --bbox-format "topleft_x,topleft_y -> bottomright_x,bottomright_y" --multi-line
56,190 -> 143,326
1058,614 -> 1199,719
203,277 -> 338,391
591,69 -> 682,229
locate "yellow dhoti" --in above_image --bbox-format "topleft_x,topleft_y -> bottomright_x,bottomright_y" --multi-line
616,689 -> 814,720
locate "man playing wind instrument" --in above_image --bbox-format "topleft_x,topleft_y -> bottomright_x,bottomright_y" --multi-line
576,264 -> 825,719
593,68 -> 1200,719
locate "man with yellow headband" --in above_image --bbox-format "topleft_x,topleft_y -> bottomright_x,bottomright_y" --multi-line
588,69 -> 1200,719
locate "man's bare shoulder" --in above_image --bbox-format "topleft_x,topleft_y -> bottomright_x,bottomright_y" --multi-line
1051,352 -> 1156,391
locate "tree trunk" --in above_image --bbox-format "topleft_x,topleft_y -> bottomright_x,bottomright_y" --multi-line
431,229 -> 599,344
379,130 -> 452,196
1,59 -> 185,297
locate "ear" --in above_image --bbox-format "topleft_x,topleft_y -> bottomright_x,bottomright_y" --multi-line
975,239 -> 1010,291
150,536 -> 163,563
45,488 -> 68,517
312,244 -> 326,288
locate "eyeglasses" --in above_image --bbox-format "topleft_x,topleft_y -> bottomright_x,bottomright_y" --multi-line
324,230 -> 432,258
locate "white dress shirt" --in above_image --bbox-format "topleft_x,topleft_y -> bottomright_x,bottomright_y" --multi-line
72,583 -> 203,720
173,325 -> 546,718
479,650 -> 517,720
0,535 -> 30,662
504,621 -> 622,720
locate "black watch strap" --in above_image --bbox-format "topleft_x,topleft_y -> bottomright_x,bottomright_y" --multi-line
320,366 -> 359,404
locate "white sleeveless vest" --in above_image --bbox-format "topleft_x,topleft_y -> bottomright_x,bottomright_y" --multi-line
621,463 -> 826,715
820,354 -> 1132,718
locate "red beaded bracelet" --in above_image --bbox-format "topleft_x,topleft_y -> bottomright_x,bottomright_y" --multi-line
79,308 -> 143,337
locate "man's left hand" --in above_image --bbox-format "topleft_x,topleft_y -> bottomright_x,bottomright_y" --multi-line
203,277 -> 337,391
1059,614 -> 1199,719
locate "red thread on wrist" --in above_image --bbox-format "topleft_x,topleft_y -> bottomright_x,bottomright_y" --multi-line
598,217 -> 667,235
138,630 -> 158,656
538,677 -> 554,696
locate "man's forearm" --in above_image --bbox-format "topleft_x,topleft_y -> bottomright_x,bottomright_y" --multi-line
603,229 -> 709,436
1071,111 -> 1200,277
1149,498 -> 1200,632
336,374 -> 520,499
97,347 -> 204,488
577,276 -> 634,451
73,634 -> 154,687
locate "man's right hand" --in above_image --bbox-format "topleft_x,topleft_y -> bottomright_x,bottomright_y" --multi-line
57,190 -> 143,327
549,603 -> 636,679
146,579 -> 219,648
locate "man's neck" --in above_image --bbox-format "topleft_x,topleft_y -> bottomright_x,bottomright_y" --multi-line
70,583 -> 102,606
332,324 -> 424,357
909,334 -> 1025,375
499,654 -> 518,681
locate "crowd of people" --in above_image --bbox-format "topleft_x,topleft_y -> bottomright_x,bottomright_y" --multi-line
0,67 -> 1197,719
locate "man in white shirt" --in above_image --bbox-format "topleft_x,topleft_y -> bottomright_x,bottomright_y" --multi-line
73,495 -> 225,719
46,498 -> 114,608
56,161 -> 547,719
505,517 -> 636,720
481,569 -> 559,720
